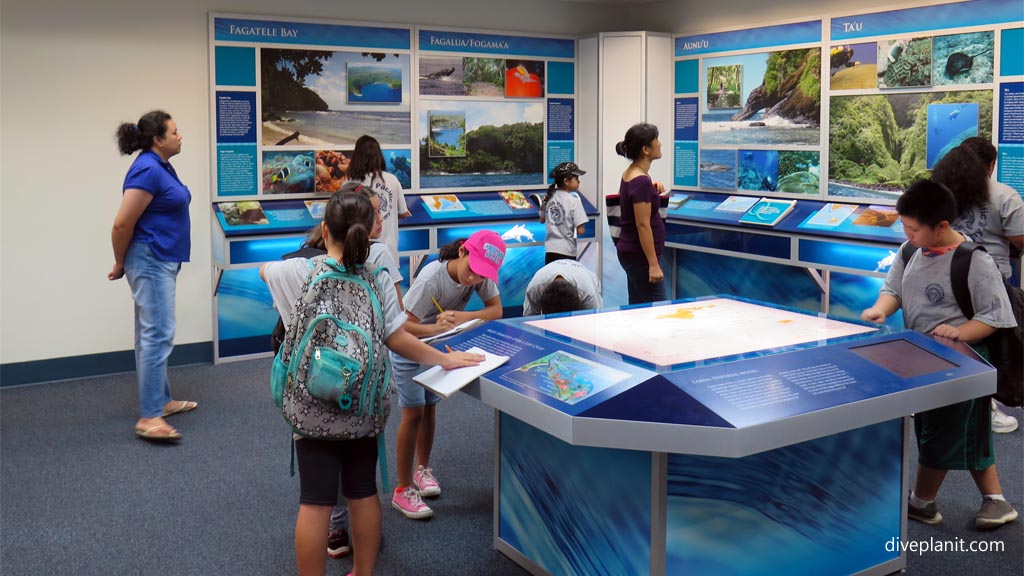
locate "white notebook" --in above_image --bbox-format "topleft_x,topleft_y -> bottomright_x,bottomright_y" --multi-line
413,347 -> 510,398
421,318 -> 484,344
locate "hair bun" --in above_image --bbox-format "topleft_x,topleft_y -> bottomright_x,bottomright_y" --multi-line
615,141 -> 627,157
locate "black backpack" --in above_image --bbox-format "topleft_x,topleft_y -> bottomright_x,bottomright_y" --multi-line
900,242 -> 1023,407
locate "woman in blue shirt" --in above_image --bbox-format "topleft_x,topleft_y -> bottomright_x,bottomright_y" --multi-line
108,110 -> 195,441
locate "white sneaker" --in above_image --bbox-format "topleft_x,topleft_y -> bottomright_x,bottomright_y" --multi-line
992,399 -> 1018,434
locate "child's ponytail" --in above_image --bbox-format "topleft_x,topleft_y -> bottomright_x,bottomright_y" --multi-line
323,192 -> 375,270
437,238 -> 467,261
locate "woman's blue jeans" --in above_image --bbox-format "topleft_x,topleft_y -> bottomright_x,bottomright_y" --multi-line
124,242 -> 180,418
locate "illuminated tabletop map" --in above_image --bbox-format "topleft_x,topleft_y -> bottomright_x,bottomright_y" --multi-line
525,297 -> 877,367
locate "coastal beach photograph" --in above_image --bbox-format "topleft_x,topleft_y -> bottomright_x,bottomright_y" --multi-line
701,48 -> 821,146
932,31 -> 994,86
877,37 -> 932,89
699,149 -> 737,190
505,60 -> 544,98
419,101 -> 544,189
829,42 -> 877,90
828,90 -> 992,199
262,151 -> 315,194
776,151 -> 820,195
261,48 -> 411,146
429,111 -> 467,157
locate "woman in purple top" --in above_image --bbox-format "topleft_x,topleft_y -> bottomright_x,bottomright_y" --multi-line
108,110 -> 196,442
615,123 -> 667,304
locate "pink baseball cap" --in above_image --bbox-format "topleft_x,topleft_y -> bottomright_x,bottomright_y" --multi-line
463,230 -> 506,283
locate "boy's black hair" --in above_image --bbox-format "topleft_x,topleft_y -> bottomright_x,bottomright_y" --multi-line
896,179 -> 957,228
537,278 -> 582,314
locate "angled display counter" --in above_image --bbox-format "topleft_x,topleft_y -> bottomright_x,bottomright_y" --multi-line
436,296 -> 996,576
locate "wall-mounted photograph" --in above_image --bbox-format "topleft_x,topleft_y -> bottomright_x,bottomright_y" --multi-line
261,48 -> 410,146
933,31 -> 994,86
877,37 -> 933,89
315,150 -> 350,193
464,58 -> 505,96
699,149 -> 737,190
263,151 -> 316,194
701,49 -> 820,146
419,56 -> 465,96
927,102 -> 979,168
738,150 -> 779,192
829,43 -> 878,90
828,90 -> 991,199
505,60 -> 545,98
776,151 -> 820,195
385,149 -> 413,189
428,111 -> 467,158
346,62 -> 402,103
419,101 -> 544,189
706,65 -> 742,109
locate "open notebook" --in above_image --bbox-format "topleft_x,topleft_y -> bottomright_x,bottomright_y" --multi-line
421,318 -> 484,344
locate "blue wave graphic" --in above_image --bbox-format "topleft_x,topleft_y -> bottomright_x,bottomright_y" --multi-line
217,268 -> 278,340
666,420 -> 903,575
674,250 -> 821,312
498,414 -> 651,575
831,0 -> 1023,41
676,21 -> 821,56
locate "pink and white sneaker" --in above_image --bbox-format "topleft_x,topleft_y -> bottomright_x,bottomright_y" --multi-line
391,485 -> 433,519
414,465 -> 441,498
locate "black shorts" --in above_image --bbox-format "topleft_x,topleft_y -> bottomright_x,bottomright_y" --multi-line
295,436 -> 379,504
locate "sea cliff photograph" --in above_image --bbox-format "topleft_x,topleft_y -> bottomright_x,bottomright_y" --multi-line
261,48 -> 411,146
701,48 -> 821,146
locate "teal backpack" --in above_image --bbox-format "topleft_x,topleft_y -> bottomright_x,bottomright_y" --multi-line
271,256 -> 393,440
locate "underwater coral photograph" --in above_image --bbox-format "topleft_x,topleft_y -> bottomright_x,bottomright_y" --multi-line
737,150 -> 779,192
932,31 -> 994,86
777,151 -> 820,195
829,42 -> 877,90
877,37 -> 933,89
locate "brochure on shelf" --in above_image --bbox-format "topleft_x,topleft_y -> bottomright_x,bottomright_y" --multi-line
738,198 -> 798,226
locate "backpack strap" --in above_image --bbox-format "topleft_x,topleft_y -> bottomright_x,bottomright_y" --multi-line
950,242 -> 986,321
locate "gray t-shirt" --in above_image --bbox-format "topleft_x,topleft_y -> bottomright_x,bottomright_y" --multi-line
523,259 -> 602,316
543,190 -> 588,257
403,259 -> 500,323
360,172 -> 409,264
369,241 -> 403,285
882,240 -> 1015,334
263,256 -> 406,338
953,179 -> 1024,278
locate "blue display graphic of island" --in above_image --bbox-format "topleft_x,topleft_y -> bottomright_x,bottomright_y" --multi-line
502,350 -> 631,405
700,149 -> 737,189
346,63 -> 402,103
665,420 -> 902,575
926,102 -> 978,168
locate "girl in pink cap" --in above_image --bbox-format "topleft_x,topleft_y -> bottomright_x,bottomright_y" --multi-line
389,230 -> 506,520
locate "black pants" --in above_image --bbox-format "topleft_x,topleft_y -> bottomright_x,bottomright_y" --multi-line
617,252 -> 667,305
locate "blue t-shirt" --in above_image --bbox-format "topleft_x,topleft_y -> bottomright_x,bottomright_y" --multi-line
123,150 -> 191,262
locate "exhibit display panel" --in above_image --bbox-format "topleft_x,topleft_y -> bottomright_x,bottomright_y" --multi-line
208,14 -> 583,361
438,296 -> 996,575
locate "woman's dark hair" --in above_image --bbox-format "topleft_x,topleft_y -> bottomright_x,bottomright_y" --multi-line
957,136 -> 997,167
437,238 -> 467,261
538,278 -> 582,314
302,224 -> 327,251
896,179 -> 958,228
323,192 -> 375,270
615,123 -> 659,161
930,145 -> 989,217
346,135 -> 386,183
116,110 -> 172,155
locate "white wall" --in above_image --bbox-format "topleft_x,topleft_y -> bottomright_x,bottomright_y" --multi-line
0,0 -> 630,364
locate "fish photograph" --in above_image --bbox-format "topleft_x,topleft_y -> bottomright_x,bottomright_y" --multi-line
932,31 -> 994,86
261,48 -> 411,146
262,151 -> 316,194
829,42 -> 878,90
699,149 -> 738,190
876,37 -> 932,89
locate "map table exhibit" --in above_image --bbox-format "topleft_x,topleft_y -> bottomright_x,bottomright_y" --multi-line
439,296 -> 997,576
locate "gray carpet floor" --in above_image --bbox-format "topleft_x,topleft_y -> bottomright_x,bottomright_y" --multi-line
2,359 -> 1021,575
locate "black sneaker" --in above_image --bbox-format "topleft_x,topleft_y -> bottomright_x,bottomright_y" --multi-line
327,530 -> 351,558
908,499 -> 942,525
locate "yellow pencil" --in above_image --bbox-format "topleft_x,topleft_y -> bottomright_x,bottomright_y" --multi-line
431,296 -> 445,314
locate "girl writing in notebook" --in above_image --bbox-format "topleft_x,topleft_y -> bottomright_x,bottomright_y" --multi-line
390,230 -> 507,520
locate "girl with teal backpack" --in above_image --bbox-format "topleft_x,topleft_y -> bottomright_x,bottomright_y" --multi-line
261,192 -> 482,576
